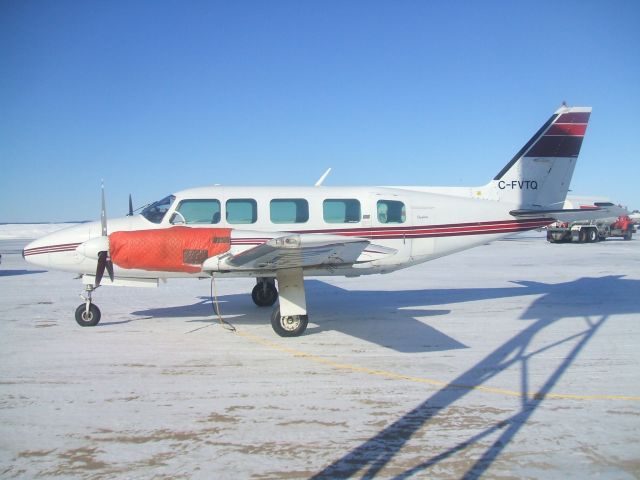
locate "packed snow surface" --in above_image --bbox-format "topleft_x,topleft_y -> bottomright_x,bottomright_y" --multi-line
0,223 -> 79,240
1,228 -> 639,479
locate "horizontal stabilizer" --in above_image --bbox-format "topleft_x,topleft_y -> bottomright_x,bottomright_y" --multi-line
509,207 -> 619,223
510,208 -> 602,217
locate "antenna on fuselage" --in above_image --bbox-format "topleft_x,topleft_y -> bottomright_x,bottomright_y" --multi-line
314,168 -> 332,186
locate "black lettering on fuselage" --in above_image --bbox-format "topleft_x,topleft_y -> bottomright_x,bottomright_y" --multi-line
497,180 -> 538,190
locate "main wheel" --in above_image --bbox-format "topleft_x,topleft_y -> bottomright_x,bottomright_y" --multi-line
270,307 -> 308,337
252,282 -> 278,307
75,303 -> 101,327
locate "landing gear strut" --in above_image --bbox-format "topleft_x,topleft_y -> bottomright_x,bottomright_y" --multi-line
251,277 -> 278,307
270,268 -> 309,337
75,284 -> 101,327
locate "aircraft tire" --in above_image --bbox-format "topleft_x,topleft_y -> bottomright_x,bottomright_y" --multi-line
75,303 -> 101,327
270,307 -> 308,337
252,283 -> 278,307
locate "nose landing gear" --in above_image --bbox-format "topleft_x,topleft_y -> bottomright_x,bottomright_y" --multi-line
75,284 -> 101,327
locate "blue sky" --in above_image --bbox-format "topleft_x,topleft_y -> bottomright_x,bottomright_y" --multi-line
1,0 -> 639,222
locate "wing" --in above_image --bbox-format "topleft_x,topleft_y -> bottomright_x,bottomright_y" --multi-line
202,233 -> 396,272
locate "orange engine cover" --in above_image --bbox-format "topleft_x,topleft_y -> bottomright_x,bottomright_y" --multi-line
109,227 -> 232,273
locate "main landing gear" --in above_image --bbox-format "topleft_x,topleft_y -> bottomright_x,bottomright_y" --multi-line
252,271 -> 309,337
72,272 -> 310,337
75,284 -> 101,327
251,278 -> 278,307
270,307 -> 309,337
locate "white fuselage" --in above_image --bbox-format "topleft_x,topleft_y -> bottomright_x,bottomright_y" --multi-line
24,185 -> 550,280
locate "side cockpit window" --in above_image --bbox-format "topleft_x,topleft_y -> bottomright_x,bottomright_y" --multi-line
141,195 -> 175,224
173,199 -> 221,224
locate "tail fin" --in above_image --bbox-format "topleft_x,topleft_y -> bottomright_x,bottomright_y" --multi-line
481,105 -> 591,209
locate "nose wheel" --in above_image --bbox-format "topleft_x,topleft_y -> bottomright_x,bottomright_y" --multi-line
75,285 -> 102,327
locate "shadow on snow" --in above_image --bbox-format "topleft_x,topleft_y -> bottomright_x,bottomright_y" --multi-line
132,275 -> 635,355
309,275 -> 639,479
0,269 -> 47,277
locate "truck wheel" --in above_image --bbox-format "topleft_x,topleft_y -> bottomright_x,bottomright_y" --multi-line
587,228 -> 598,243
578,230 -> 587,243
624,229 -> 632,241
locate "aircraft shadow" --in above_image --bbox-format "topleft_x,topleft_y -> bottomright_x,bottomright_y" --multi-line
0,269 -> 47,277
130,276 -> 629,354
131,285 -> 461,353
309,275 -> 640,479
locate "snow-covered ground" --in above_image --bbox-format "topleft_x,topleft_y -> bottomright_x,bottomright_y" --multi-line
1,228 -> 639,479
0,223 -> 80,240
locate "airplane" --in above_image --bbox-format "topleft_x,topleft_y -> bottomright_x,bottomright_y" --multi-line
23,105 -> 592,337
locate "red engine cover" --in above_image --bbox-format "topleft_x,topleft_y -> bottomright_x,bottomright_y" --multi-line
109,227 -> 232,273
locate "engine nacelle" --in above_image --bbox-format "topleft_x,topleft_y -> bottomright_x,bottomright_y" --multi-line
109,226 -> 232,273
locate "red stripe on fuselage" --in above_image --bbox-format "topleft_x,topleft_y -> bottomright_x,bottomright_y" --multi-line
294,218 -> 550,236
23,243 -> 81,256
25,219 -> 551,258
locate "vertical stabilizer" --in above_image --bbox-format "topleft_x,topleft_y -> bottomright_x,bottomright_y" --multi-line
482,105 -> 591,209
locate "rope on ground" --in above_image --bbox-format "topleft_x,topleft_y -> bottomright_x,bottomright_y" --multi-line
211,275 -> 236,332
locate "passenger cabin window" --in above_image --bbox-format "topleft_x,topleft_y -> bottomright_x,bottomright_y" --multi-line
323,199 -> 361,223
377,200 -> 406,224
226,199 -> 257,224
141,195 -> 175,224
270,199 -> 309,224
174,199 -> 221,224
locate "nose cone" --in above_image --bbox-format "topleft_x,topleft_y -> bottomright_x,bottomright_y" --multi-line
23,224 -> 94,270
23,237 -> 53,268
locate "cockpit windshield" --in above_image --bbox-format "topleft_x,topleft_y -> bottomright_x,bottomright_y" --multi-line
141,195 -> 175,224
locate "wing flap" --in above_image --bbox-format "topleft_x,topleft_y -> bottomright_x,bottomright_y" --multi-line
225,234 -> 368,270
202,233 -> 396,272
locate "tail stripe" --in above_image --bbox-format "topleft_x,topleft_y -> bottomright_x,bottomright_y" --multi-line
556,111 -> 590,123
525,111 -> 589,158
526,135 -> 584,158
546,123 -> 587,136
493,113 -> 558,180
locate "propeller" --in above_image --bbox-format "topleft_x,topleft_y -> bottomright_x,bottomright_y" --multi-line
94,183 -> 114,287
128,194 -> 133,216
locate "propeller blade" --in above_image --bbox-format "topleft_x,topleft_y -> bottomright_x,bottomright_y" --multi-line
95,250 -> 107,287
101,182 -> 108,237
128,194 -> 133,216
94,184 -> 112,287
106,258 -> 114,282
